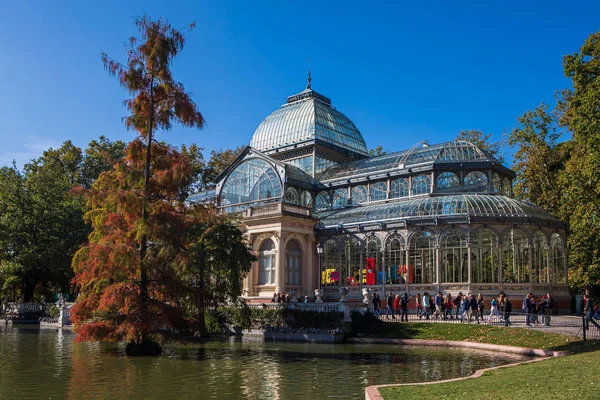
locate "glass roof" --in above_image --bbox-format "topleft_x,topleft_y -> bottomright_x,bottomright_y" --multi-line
318,141 -> 498,181
314,194 -> 558,227
187,189 -> 217,203
250,88 -> 368,156
285,163 -> 318,186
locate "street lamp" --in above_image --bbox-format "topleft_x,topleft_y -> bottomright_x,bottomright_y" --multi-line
316,242 -> 324,290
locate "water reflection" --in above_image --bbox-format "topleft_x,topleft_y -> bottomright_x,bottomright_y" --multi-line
0,326 -> 532,400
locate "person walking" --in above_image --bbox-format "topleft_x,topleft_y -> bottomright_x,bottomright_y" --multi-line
372,293 -> 380,317
400,293 -> 409,322
453,292 -> 463,319
386,292 -> 395,320
470,294 -> 479,323
524,293 -> 533,326
584,294 -> 600,330
433,291 -> 443,319
461,294 -> 471,323
488,297 -> 500,323
539,295 -> 547,325
444,293 -> 453,320
544,293 -> 555,326
416,293 -> 423,319
477,293 -> 485,323
504,296 -> 513,327
422,292 -> 431,320
394,294 -> 401,319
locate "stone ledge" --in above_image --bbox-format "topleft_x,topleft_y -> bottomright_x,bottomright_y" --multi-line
360,338 -> 565,400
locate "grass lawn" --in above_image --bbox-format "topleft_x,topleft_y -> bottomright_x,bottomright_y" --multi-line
379,347 -> 600,399
359,322 -> 588,352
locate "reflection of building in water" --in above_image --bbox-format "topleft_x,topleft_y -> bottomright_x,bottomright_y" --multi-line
190,77 -> 569,309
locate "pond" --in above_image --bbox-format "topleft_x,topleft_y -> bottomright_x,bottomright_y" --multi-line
0,325 -> 532,399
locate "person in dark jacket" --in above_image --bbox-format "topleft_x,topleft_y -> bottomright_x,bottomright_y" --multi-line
584,294 -> 600,330
503,297 -> 513,327
470,294 -> 479,323
524,293 -> 533,326
400,293 -> 409,322
372,293 -> 380,317
386,292 -> 395,319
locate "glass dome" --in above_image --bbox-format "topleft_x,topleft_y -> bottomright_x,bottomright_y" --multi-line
250,88 -> 368,156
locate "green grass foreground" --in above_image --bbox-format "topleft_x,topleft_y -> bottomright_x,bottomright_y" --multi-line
379,347 -> 600,399
360,322 -> 581,351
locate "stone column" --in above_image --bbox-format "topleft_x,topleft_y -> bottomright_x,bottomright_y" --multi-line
498,245 -> 503,285
306,235 -> 315,295
435,246 -> 441,285
528,246 -> 533,287
467,243 -> 472,284
274,231 -> 288,294
546,245 -> 551,284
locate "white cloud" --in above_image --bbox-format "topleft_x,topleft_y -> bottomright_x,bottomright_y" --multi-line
0,136 -> 63,169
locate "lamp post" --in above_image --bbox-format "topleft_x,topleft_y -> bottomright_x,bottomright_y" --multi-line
316,242 -> 324,290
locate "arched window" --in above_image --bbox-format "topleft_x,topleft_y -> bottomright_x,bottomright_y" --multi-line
284,187 -> 299,204
550,234 -> 565,284
300,191 -> 313,208
501,228 -> 529,283
351,185 -> 367,205
370,181 -> 388,202
220,158 -> 282,212
532,231 -> 548,284
286,239 -> 302,286
464,171 -> 488,193
492,173 -> 502,193
341,237 -> 361,286
436,172 -> 460,193
410,232 -> 436,284
364,235 -> 382,285
386,233 -> 406,284
440,229 -> 467,283
411,175 -> 431,196
258,239 -> 276,285
332,188 -> 349,209
471,229 -> 499,283
502,178 -> 512,196
390,178 -> 409,198
315,191 -> 331,210
322,239 -> 340,287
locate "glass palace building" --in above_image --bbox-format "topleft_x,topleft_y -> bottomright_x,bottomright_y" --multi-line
191,81 -> 570,308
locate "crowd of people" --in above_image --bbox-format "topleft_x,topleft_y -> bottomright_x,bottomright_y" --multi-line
371,290 -> 566,328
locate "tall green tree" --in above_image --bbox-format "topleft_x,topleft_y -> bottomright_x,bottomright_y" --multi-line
80,136 -> 127,189
561,32 -> 600,295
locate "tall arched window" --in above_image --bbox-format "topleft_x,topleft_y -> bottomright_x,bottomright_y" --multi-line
220,158 -> 282,212
471,229 -> 499,283
370,182 -> 388,202
386,233 -> 406,284
532,231 -> 548,284
492,173 -> 502,193
322,239 -> 340,287
464,171 -> 488,193
284,187 -> 299,204
412,175 -> 431,196
332,188 -> 349,209
315,191 -> 331,210
441,229 -> 467,283
286,239 -> 302,286
436,172 -> 460,193
390,178 -> 409,198
502,228 -> 529,283
341,237 -> 361,286
258,239 -> 276,285
550,233 -> 565,284
502,178 -> 512,196
351,185 -> 367,205
410,232 -> 436,284
365,235 -> 382,285
300,191 -> 313,208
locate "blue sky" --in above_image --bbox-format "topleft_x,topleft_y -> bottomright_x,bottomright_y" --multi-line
1,1 -> 598,168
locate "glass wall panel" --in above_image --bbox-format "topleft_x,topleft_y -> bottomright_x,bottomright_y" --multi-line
351,185 -> 367,205
386,233 -> 407,284
286,155 -> 314,175
332,188 -> 349,209
464,171 -> 488,193
300,191 -> 313,208
390,178 -> 409,198
322,239 -> 340,287
471,229 -> 499,283
492,173 -> 502,193
550,234 -> 566,284
370,181 -> 388,202
412,175 -> 431,196
285,239 -> 302,286
502,229 -> 529,283
441,229 -> 468,283
341,237 -> 361,286
315,156 -> 338,176
315,191 -> 331,210
532,231 -> 548,284
410,232 -> 436,284
502,178 -> 512,196
258,239 -> 276,285
220,158 -> 282,212
436,172 -> 460,193
364,235 -> 382,285
284,187 -> 299,204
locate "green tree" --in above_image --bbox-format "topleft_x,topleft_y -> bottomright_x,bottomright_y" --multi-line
456,129 -> 504,163
80,136 -> 127,189
368,145 -> 387,157
561,31 -> 600,294
508,103 -> 570,216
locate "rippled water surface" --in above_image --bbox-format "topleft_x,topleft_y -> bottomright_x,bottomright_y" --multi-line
0,325 -> 532,399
